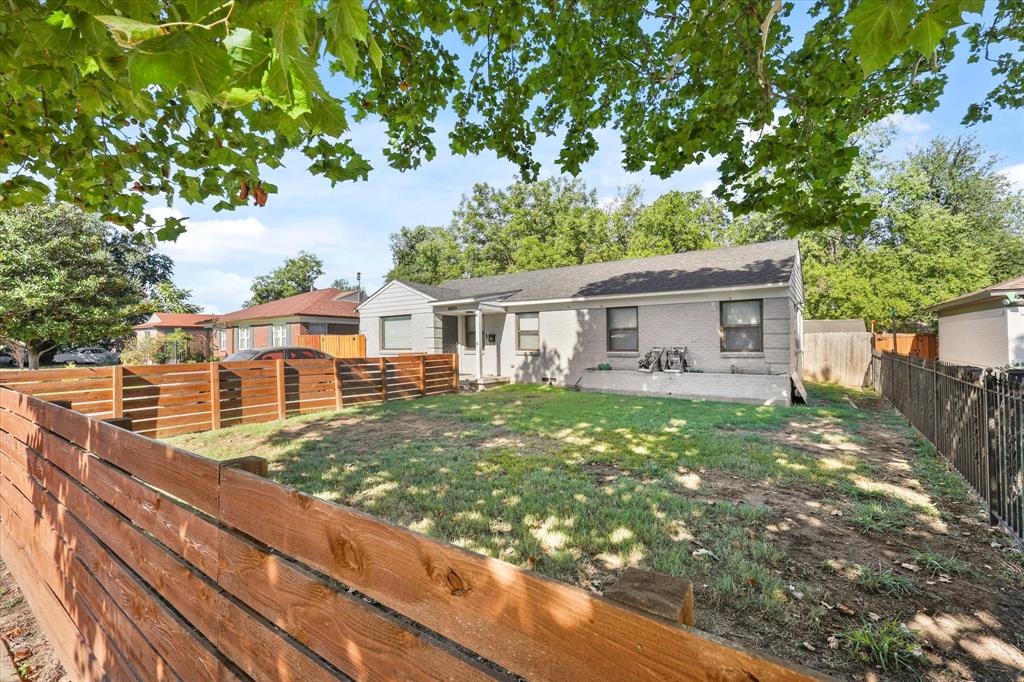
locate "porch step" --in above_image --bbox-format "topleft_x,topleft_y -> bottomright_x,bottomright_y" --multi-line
460,376 -> 511,390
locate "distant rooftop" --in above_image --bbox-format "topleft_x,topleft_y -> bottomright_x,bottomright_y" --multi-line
134,312 -> 218,329
218,288 -> 360,323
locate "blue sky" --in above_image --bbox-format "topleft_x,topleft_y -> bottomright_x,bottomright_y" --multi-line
151,15 -> 1024,314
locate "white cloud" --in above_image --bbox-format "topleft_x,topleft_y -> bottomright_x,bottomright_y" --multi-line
152,213 -> 279,264
185,269 -> 253,314
885,112 -> 931,135
999,163 -> 1024,191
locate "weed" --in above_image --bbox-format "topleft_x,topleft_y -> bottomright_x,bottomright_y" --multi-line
850,501 -> 912,535
855,564 -> 919,597
910,549 -> 968,577
839,620 -> 923,673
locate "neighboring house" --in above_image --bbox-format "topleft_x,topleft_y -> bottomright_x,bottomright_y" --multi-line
358,240 -> 804,405
927,276 -> 1024,368
133,312 -> 219,347
210,288 -> 360,358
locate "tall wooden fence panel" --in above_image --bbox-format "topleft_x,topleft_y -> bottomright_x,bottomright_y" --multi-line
875,352 -> 1023,543
0,354 -> 459,438
802,331 -> 873,387
295,333 -> 366,358
0,388 -> 824,682
872,333 -> 938,359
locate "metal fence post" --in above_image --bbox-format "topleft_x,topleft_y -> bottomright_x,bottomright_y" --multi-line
982,373 -> 998,526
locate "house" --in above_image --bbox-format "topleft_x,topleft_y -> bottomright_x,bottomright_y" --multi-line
133,312 -> 219,347
209,288 -> 360,358
357,240 -> 804,405
927,276 -> 1024,368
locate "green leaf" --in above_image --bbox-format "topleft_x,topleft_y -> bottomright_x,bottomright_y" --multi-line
225,27 -> 272,87
46,11 -> 76,30
128,31 -> 231,108
846,0 -> 916,74
325,0 -> 369,76
909,13 -> 950,56
94,15 -> 165,47
367,33 -> 382,73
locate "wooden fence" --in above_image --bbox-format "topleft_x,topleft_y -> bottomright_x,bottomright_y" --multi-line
0,354 -> 459,438
872,332 -> 938,359
802,331 -> 873,387
874,352 -> 1023,544
0,388 -> 823,681
295,333 -> 366,358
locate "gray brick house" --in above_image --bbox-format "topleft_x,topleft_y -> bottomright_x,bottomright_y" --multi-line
357,240 -> 804,405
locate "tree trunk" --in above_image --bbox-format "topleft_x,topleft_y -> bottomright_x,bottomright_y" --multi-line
27,347 -> 41,370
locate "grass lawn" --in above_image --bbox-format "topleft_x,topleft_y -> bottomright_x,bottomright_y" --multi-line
168,383 -> 1024,680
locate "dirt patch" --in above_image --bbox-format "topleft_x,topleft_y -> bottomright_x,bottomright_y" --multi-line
0,559 -> 67,682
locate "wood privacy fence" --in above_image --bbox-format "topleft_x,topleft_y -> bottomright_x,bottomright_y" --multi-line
0,354 -> 459,438
874,352 -> 1023,543
872,332 -> 939,359
802,331 -> 874,387
295,333 -> 366,358
0,389 -> 823,681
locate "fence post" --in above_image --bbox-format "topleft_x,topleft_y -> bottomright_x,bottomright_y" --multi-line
419,355 -> 426,397
102,416 -> 133,431
380,357 -> 388,402
982,373 -> 998,526
111,365 -> 123,418
334,359 -> 344,411
276,358 -> 286,419
932,363 -> 940,448
210,362 -> 221,430
451,353 -> 459,394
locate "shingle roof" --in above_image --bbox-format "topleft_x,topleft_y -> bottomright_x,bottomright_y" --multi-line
394,280 -> 463,300
804,319 -> 867,333
217,288 -> 359,323
927,275 -> 1024,312
426,240 -> 799,303
134,313 -> 219,329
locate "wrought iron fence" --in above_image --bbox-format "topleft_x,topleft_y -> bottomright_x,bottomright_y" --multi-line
874,352 -> 1023,543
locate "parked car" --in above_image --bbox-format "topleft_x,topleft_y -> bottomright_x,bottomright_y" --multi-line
0,350 -> 17,367
52,346 -> 119,365
223,346 -> 332,362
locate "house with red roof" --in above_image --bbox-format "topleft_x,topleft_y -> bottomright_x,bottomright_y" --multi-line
208,288 -> 360,357
134,312 -> 220,346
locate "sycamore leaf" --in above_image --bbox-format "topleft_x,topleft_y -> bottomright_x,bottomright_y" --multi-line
128,31 -> 231,109
367,33 -> 383,73
46,10 -> 76,30
225,27 -> 272,87
325,0 -> 368,76
94,14 -> 166,47
908,13 -> 951,57
846,0 -> 916,75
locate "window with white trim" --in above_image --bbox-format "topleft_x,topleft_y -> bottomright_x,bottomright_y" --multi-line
237,326 -> 251,350
273,323 -> 288,346
381,315 -> 412,350
464,315 -> 477,350
607,307 -> 639,352
215,329 -> 227,351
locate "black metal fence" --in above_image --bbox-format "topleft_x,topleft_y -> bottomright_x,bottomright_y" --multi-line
872,352 -> 1023,543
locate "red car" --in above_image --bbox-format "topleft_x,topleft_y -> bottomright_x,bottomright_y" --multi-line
222,346 -> 332,361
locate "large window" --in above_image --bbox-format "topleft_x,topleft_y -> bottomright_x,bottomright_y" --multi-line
381,315 -> 412,350
516,312 -> 540,351
272,323 -> 288,346
607,307 -> 639,352
237,326 -> 251,350
720,300 -> 763,352
307,322 -> 328,335
464,315 -> 477,350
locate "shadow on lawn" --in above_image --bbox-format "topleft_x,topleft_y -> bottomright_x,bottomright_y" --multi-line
178,385 -> 1024,679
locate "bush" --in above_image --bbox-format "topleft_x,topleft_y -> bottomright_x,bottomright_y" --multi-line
120,328 -> 210,365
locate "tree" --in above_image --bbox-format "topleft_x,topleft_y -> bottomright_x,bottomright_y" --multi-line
387,226 -> 464,285
245,251 -> 324,307
329,277 -> 366,298
2,2 -> 1020,237
105,230 -> 174,297
0,203 -> 148,368
149,281 -> 203,314
626,192 -> 728,257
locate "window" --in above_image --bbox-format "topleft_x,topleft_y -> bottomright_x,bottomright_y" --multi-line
307,322 -> 327,335
288,349 -> 321,359
607,307 -> 638,352
720,300 -> 763,352
237,326 -> 251,350
215,329 -> 227,351
464,315 -> 476,350
516,312 -> 540,351
381,315 -> 412,350
260,350 -> 285,360
273,323 -> 288,346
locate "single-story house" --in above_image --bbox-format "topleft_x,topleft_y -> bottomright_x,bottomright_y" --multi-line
209,288 -> 360,358
357,240 -> 804,405
927,276 -> 1024,368
133,312 -> 219,345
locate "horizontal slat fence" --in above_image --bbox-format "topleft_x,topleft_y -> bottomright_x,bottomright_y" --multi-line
0,354 -> 459,438
295,333 -> 366,358
875,352 -> 1023,543
0,388 -> 824,681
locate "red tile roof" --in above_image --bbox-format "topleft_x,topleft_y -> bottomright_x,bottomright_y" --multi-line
217,288 -> 360,324
134,313 -> 219,329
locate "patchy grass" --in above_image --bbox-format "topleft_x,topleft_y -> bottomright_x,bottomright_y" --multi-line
855,564 -> 919,598
839,620 -> 924,673
167,382 -> 1024,680
910,549 -> 969,577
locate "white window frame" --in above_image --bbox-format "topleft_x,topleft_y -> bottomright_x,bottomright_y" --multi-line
381,315 -> 412,351
516,312 -> 540,352
237,326 -> 251,351
215,329 -> 227,351
272,323 -> 288,346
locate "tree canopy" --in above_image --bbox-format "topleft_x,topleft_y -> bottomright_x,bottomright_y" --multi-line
148,280 -> 203,314
245,250 -> 324,307
2,1 -> 1021,237
0,203 -> 148,367
387,134 -> 1024,329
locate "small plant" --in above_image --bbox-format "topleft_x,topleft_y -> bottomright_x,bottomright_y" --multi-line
850,501 -> 912,535
855,563 -> 919,597
839,620 -> 924,673
910,549 -> 968,577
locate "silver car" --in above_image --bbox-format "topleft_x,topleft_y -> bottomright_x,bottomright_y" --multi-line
52,346 -> 119,365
